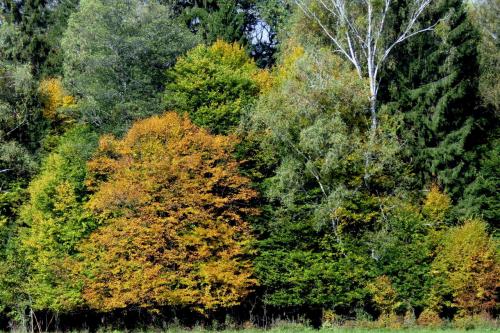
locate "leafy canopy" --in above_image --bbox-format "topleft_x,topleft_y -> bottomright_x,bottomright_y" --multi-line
80,112 -> 258,312
62,0 -> 199,133
164,40 -> 270,134
17,126 -> 98,312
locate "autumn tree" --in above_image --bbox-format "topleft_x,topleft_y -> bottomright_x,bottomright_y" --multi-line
38,77 -> 76,127
428,219 -> 499,316
17,126 -> 98,313
79,112 -> 258,312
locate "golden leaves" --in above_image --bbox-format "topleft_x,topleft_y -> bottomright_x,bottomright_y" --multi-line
38,78 -> 75,121
423,183 -> 451,223
80,112 -> 258,312
431,219 -> 499,315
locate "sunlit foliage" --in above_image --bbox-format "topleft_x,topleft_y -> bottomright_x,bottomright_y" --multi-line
39,77 -> 75,122
79,112 -> 258,312
422,184 -> 451,224
429,219 -> 499,316
18,126 -> 98,312
164,40 -> 270,134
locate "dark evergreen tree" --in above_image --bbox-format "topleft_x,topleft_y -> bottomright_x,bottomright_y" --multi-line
460,0 -> 500,229
164,0 -> 279,67
0,0 -> 79,77
41,0 -> 80,77
1,0 -> 51,75
381,0 -> 493,212
455,136 -> 499,229
164,0 -> 251,43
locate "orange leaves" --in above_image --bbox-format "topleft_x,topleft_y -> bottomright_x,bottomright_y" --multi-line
80,112 -> 258,312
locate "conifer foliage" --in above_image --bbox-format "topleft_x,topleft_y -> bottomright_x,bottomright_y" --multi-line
382,0 -> 483,199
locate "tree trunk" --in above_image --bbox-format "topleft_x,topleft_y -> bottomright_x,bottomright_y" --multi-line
364,94 -> 378,186
370,94 -> 377,133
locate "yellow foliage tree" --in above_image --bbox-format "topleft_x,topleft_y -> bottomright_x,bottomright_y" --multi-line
38,78 -> 75,121
79,112 -> 258,312
429,219 -> 499,316
367,275 -> 398,315
422,183 -> 451,224
18,127 -> 98,312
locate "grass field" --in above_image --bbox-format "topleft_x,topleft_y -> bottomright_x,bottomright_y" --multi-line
158,324 -> 499,333
161,329 -> 498,333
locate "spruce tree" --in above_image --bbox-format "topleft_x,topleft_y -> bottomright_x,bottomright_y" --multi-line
164,0 -> 251,44
1,0 -> 50,74
0,0 -> 79,76
381,0 -> 485,202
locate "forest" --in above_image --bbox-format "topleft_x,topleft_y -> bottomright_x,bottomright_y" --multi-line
0,0 -> 498,331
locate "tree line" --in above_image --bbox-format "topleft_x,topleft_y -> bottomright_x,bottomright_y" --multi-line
0,0 -> 498,330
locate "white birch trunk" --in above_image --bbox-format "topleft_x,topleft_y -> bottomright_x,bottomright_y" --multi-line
294,0 -> 438,129
294,0 -> 439,183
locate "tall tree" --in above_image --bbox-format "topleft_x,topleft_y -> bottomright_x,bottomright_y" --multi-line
17,126 -> 98,313
292,0 -> 438,138
452,0 -> 499,228
62,0 -> 198,133
0,0 -> 49,74
381,0 -> 490,210
248,42 -> 410,312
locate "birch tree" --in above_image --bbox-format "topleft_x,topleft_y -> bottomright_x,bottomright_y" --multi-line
293,0 -> 439,133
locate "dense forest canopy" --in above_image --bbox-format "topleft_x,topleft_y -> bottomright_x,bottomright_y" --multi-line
0,0 -> 498,331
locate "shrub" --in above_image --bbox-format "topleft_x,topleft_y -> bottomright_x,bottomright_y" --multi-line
417,308 -> 444,328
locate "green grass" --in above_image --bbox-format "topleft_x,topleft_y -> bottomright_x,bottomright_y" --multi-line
162,329 -> 497,333
160,326 -> 498,333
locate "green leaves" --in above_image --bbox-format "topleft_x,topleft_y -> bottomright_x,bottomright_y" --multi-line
249,44 -> 388,311
164,40 -> 268,134
62,0 -> 199,133
17,126 -> 98,312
